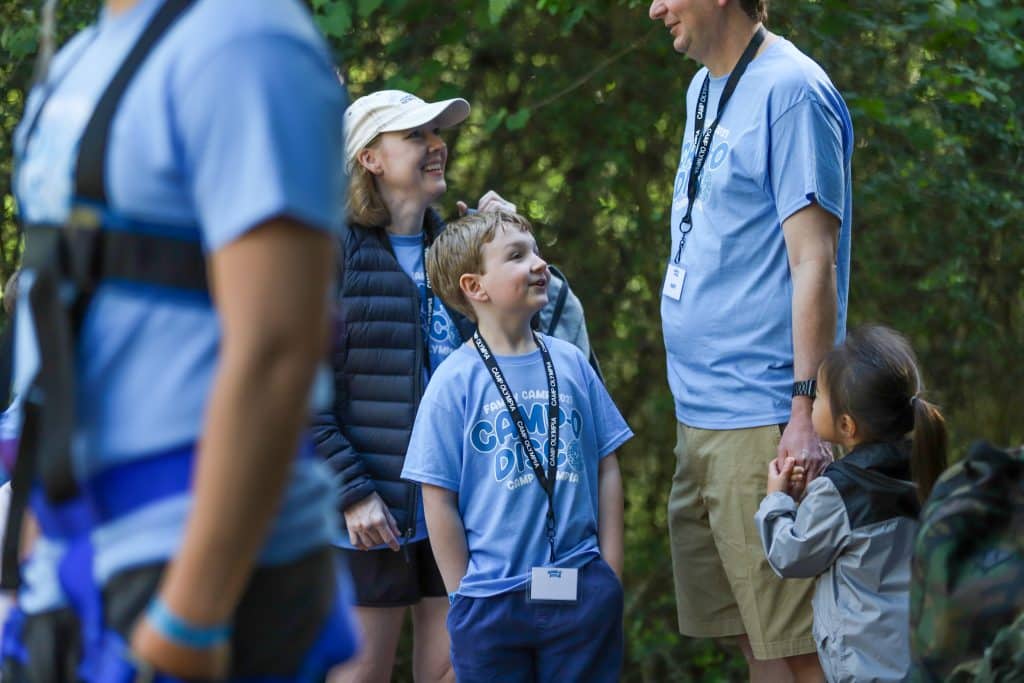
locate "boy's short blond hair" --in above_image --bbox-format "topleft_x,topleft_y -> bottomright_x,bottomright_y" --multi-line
427,211 -> 533,321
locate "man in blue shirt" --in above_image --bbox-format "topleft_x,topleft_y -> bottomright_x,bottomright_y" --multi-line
648,0 -> 854,680
11,0 -> 356,678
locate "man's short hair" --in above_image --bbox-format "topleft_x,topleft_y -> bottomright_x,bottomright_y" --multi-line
739,0 -> 768,22
426,211 -> 533,321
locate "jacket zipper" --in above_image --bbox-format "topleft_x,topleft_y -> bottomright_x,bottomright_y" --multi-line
383,228 -> 427,564
405,253 -> 425,564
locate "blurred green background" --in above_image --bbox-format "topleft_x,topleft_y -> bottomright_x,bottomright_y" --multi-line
2,0 -> 1021,679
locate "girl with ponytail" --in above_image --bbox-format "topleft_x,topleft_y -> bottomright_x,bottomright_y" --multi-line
755,325 -> 947,682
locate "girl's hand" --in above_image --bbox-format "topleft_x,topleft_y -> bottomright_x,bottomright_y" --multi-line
767,456 -> 802,496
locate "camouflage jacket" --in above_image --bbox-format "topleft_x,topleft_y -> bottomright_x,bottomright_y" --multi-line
910,441 -> 1024,682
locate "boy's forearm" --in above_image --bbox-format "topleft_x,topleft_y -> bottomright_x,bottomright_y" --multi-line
598,454 -> 624,578
422,485 -> 469,594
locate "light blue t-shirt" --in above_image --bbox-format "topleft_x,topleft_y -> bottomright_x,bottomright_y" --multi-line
661,38 -> 854,429
401,336 -> 632,598
12,0 -> 346,591
387,232 -> 462,375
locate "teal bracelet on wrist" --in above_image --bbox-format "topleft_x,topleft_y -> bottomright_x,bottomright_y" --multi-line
146,597 -> 231,650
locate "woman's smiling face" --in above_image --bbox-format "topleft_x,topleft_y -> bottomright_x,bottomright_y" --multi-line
371,123 -> 449,205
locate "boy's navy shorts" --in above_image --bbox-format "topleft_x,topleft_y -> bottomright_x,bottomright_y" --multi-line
339,539 -> 447,607
447,557 -> 623,683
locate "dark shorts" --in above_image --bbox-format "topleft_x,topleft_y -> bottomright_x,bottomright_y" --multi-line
1,607 -> 82,683
339,539 -> 447,607
447,557 -> 624,683
103,547 -> 356,679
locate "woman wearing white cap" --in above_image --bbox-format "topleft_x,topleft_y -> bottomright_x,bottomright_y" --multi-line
315,90 -> 514,683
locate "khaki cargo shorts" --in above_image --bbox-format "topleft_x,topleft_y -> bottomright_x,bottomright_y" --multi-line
667,422 -> 816,660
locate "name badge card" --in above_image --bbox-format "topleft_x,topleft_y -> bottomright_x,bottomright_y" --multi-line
663,264 -> 686,300
528,566 -> 579,603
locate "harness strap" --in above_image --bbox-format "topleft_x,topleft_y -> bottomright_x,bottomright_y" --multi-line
74,0 -> 195,203
2,0 -> 198,591
22,224 -> 208,296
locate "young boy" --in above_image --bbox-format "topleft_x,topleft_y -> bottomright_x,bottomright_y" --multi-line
401,211 -> 631,682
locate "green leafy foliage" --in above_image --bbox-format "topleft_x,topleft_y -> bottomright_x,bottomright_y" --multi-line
1,0 -> 1021,678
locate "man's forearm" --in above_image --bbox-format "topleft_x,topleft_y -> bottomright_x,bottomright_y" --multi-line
785,204 -> 840,396
160,345 -> 323,623
422,485 -> 469,594
154,222 -> 333,627
790,256 -> 837,403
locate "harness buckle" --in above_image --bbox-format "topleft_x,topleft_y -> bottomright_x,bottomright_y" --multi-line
64,204 -> 103,294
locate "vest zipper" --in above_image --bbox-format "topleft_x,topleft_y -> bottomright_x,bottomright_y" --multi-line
406,260 -> 425,564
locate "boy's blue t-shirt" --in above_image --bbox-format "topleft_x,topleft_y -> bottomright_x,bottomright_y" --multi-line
12,0 -> 345,588
334,232 -> 462,550
401,335 -> 632,598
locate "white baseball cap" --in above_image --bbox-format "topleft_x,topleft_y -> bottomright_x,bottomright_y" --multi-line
344,90 -> 470,169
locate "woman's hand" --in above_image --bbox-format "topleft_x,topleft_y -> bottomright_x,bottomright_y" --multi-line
456,190 -> 517,216
344,491 -> 402,551
131,608 -> 231,680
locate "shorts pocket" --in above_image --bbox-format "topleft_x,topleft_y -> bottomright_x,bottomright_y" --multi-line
445,594 -> 470,635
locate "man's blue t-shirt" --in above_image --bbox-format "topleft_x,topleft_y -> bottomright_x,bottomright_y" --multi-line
401,336 -> 632,598
333,231 -> 462,551
12,0 -> 346,591
661,38 -> 854,429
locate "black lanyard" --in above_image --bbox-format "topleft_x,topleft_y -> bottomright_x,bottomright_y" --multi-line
472,330 -> 559,563
674,26 -> 766,264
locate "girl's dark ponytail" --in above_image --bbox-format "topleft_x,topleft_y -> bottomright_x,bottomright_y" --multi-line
824,325 -> 949,504
910,396 -> 948,504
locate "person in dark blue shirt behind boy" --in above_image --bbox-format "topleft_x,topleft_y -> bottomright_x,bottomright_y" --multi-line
401,210 -> 631,682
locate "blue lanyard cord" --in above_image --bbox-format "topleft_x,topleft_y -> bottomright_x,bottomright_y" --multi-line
675,26 -> 766,264
472,331 -> 560,563
422,241 -> 434,375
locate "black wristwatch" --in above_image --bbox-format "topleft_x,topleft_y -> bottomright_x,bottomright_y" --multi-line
792,379 -> 817,399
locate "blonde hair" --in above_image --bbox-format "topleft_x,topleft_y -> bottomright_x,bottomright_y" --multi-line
346,137 -> 390,227
426,211 -> 533,321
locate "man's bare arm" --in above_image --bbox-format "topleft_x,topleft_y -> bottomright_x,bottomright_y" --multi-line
779,203 -> 839,493
132,218 -> 334,678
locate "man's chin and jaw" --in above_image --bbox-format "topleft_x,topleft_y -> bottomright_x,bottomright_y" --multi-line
650,0 -> 714,62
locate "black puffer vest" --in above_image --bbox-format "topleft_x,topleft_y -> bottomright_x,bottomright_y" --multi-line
311,209 -> 473,539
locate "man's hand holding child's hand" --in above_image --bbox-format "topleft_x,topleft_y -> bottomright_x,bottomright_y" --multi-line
767,456 -> 805,497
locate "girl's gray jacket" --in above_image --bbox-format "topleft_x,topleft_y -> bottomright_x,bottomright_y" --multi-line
756,441 -> 920,683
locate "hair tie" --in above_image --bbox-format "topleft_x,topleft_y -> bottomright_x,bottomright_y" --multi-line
910,393 -> 921,408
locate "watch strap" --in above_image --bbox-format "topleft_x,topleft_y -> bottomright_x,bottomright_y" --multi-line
792,379 -> 817,399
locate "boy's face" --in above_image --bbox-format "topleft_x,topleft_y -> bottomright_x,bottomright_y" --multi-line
476,225 -> 550,319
